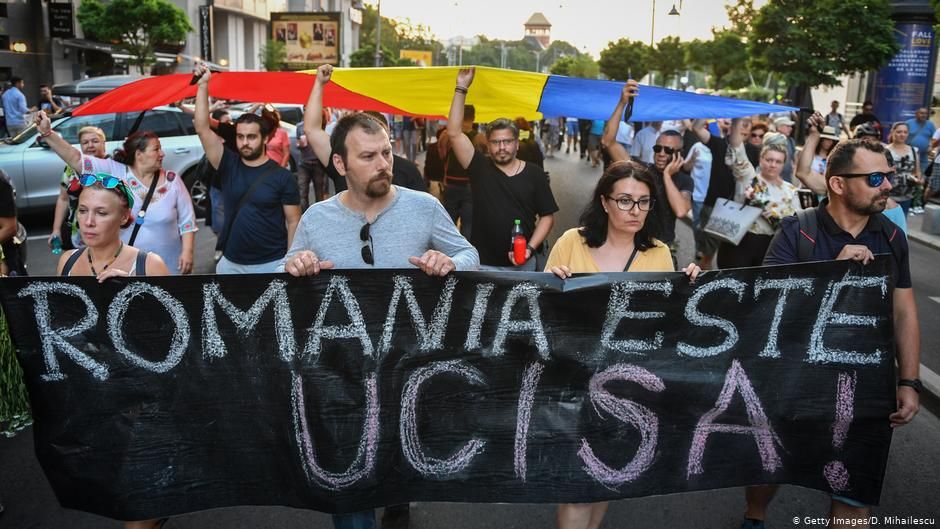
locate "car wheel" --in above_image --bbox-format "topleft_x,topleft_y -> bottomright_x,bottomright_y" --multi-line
183,168 -> 209,219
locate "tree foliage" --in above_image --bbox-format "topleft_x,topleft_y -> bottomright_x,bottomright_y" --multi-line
77,0 -> 191,74
598,38 -> 652,81
650,36 -> 686,85
358,4 -> 444,66
349,44 -> 417,68
725,0 -> 758,36
748,0 -> 900,87
549,55 -> 600,78
259,39 -> 287,72
685,30 -> 748,89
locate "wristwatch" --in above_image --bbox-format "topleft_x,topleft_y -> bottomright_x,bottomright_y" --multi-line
898,378 -> 923,393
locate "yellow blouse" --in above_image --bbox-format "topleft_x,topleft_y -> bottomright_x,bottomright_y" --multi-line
544,228 -> 675,273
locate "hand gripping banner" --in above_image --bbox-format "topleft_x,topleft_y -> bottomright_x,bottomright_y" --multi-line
0,259 -> 896,520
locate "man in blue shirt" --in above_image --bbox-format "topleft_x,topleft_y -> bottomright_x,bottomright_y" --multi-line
192,65 -> 302,274
740,138 -> 921,529
1,77 -> 33,137
905,106 -> 935,173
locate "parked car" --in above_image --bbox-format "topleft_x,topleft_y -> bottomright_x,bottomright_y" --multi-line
0,106 -> 207,215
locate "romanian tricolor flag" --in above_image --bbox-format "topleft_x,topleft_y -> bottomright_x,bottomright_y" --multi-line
73,66 -> 796,121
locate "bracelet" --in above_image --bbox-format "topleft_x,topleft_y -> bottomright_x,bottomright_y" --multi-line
39,130 -> 53,138
526,244 -> 536,254
455,86 -> 468,94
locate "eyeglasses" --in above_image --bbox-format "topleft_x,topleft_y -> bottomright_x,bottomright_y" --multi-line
360,222 -> 374,265
605,195 -> 654,212
838,171 -> 892,188
488,138 -> 516,147
750,132 -> 765,138
78,172 -> 135,208
652,145 -> 678,155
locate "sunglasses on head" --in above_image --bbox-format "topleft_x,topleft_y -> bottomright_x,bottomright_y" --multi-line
652,145 -> 678,155
80,172 -> 122,189
360,222 -> 374,265
838,171 -> 892,188
78,172 -> 136,208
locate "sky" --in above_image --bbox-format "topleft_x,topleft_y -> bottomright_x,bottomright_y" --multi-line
365,0 -> 738,57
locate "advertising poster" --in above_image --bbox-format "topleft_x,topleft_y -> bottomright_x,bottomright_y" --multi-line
871,22 -> 937,124
271,12 -> 341,70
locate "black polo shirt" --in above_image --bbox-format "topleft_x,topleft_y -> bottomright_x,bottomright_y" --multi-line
763,199 -> 911,288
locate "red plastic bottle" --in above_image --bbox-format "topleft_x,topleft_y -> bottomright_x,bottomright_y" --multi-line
511,219 -> 527,265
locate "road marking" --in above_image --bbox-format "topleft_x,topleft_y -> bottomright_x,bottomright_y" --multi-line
931,297 -> 940,305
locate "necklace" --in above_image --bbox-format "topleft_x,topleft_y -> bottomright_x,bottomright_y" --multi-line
87,243 -> 124,276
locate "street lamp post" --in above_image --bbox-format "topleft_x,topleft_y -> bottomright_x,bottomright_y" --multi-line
374,0 -> 382,67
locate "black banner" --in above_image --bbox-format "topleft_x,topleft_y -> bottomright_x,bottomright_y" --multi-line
0,259 -> 896,520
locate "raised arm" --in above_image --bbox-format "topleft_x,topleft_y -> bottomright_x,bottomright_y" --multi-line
691,118 -> 711,144
34,111 -> 82,174
193,64 -> 225,169
794,112 -> 827,195
601,80 -> 638,162
177,101 -> 221,129
446,68 -> 477,170
303,64 -> 334,167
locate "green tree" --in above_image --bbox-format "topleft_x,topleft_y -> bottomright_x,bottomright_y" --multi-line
77,0 -> 191,75
259,39 -> 287,71
748,0 -> 899,88
550,55 -> 600,79
598,38 -> 652,81
349,44 -> 417,68
685,30 -> 748,89
358,5 -> 444,66
725,0 -> 758,36
649,36 -> 686,85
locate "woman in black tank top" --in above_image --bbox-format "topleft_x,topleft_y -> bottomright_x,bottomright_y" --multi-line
54,174 -> 169,529
57,174 -> 169,281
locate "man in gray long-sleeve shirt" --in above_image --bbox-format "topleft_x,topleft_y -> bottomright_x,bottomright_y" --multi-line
280,90 -> 477,529
280,95 -> 477,278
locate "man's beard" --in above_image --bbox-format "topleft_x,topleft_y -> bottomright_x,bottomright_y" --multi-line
240,144 -> 264,161
846,187 -> 889,216
365,172 -> 393,198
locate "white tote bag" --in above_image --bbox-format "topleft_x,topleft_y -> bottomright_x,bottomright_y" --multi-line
703,198 -> 763,245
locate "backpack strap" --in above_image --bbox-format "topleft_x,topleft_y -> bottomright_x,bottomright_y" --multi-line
795,208 -> 819,261
135,250 -> 148,277
868,213 -> 906,261
60,248 -> 85,276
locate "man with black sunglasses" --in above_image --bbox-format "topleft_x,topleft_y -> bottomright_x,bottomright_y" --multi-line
742,139 -> 921,529
602,84 -> 693,262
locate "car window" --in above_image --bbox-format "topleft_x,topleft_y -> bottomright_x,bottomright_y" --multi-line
177,112 -> 196,135
53,114 -> 117,144
126,111 -> 184,138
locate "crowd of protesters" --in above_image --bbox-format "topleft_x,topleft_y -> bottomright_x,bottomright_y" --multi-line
0,67 -> 927,529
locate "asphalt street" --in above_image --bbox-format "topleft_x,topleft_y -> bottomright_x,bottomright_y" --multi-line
2,149 -> 939,528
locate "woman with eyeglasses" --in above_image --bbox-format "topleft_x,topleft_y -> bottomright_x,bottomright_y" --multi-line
546,160 -> 699,529
55,173 -> 169,529
717,143 -> 803,269
36,111 -> 198,275
748,122 -> 769,147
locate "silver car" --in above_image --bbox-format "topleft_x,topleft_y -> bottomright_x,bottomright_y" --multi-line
0,106 -> 206,214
